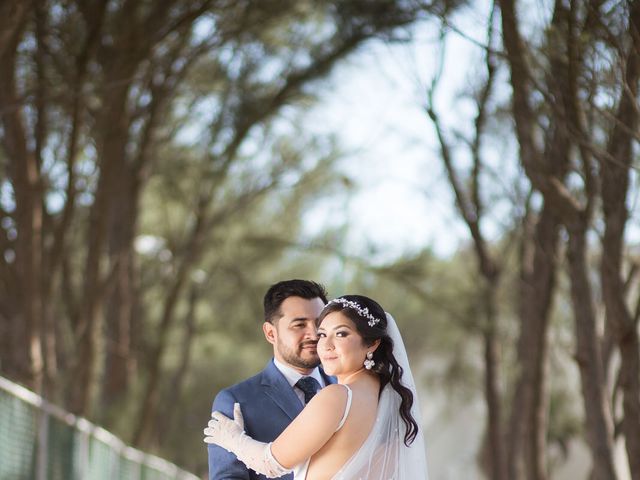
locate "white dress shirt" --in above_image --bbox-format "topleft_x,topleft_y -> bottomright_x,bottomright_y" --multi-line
273,358 -> 325,406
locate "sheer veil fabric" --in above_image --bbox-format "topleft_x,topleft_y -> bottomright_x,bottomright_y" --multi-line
329,313 -> 429,480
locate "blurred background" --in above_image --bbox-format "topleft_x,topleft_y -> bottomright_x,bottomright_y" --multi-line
0,0 -> 639,479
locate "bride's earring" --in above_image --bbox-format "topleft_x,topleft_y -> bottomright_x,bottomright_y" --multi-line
364,351 -> 375,370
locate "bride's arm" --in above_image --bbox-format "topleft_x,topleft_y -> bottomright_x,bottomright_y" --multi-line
204,384 -> 348,476
270,384 -> 348,468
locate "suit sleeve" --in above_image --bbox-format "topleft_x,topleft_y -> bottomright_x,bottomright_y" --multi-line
208,389 -> 251,480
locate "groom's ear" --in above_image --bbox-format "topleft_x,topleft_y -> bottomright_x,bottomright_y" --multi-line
263,321 -> 277,346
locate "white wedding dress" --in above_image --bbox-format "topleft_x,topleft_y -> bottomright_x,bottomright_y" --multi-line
293,384 -> 353,479
294,313 -> 429,480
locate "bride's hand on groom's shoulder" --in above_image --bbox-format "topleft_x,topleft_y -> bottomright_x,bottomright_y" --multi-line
203,402 -> 245,450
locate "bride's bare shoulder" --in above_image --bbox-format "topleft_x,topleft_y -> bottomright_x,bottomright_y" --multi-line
288,384 -> 349,433
308,384 -> 349,409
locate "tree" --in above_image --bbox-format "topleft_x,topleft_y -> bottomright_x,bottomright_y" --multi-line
425,8 -> 508,478
0,0 -> 457,462
497,0 -> 640,477
403,0 -> 640,477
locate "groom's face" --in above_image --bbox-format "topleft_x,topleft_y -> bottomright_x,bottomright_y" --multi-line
263,296 -> 324,374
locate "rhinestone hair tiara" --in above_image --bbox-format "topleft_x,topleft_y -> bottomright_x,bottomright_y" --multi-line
327,298 -> 382,327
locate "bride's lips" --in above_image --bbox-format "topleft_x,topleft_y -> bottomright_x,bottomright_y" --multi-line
321,355 -> 338,361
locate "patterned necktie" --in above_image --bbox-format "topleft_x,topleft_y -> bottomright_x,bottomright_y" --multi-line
295,376 -> 321,404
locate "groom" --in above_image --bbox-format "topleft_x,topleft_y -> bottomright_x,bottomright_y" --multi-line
208,279 -> 332,480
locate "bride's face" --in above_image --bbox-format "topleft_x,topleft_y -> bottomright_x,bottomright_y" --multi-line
317,311 -> 370,378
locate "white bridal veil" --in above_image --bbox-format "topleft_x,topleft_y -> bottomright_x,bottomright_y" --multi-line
330,313 -> 429,480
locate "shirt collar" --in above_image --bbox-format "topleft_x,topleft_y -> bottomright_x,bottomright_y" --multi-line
273,358 -> 324,388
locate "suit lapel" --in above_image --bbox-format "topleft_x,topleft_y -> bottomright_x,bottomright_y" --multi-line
262,360 -> 304,421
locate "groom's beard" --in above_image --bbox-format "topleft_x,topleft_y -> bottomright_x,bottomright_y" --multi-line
277,339 -> 320,369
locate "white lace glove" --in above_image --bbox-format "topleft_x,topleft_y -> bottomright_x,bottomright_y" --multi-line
204,402 -> 291,478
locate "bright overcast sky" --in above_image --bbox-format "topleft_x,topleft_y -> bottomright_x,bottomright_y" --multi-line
303,9 -> 492,261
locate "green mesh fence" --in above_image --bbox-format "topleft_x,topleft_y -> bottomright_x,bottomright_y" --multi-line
0,377 -> 200,480
0,387 -> 37,480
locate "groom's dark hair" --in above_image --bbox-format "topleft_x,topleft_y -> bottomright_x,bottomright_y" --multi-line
263,279 -> 327,324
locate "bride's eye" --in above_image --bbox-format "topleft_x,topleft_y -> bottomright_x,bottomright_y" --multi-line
317,332 -> 326,338
336,331 -> 348,337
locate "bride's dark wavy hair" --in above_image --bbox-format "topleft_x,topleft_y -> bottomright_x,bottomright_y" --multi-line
318,295 -> 419,446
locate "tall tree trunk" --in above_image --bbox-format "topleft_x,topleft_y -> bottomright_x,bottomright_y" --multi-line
508,203 -> 560,480
33,0 -> 58,398
41,0 -> 108,406
497,0 -> 620,474
69,66 -> 134,414
598,2 -> 640,476
482,278 -> 507,480
101,171 -> 138,416
0,3 -> 29,59
0,19 -> 45,392
68,0 -> 158,410
522,211 -> 557,480
566,224 -> 618,480
101,65 -> 166,418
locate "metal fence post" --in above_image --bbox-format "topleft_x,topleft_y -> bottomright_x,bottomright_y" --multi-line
76,417 -> 91,479
36,409 -> 49,480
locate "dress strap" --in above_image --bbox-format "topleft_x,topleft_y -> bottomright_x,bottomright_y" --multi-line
335,384 -> 353,431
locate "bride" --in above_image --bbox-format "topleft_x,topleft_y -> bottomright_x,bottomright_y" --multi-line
204,295 -> 429,479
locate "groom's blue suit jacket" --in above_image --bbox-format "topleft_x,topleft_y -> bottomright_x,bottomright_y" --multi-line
208,359 -> 335,480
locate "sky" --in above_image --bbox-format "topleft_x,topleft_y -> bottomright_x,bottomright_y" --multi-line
302,8 -> 494,261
